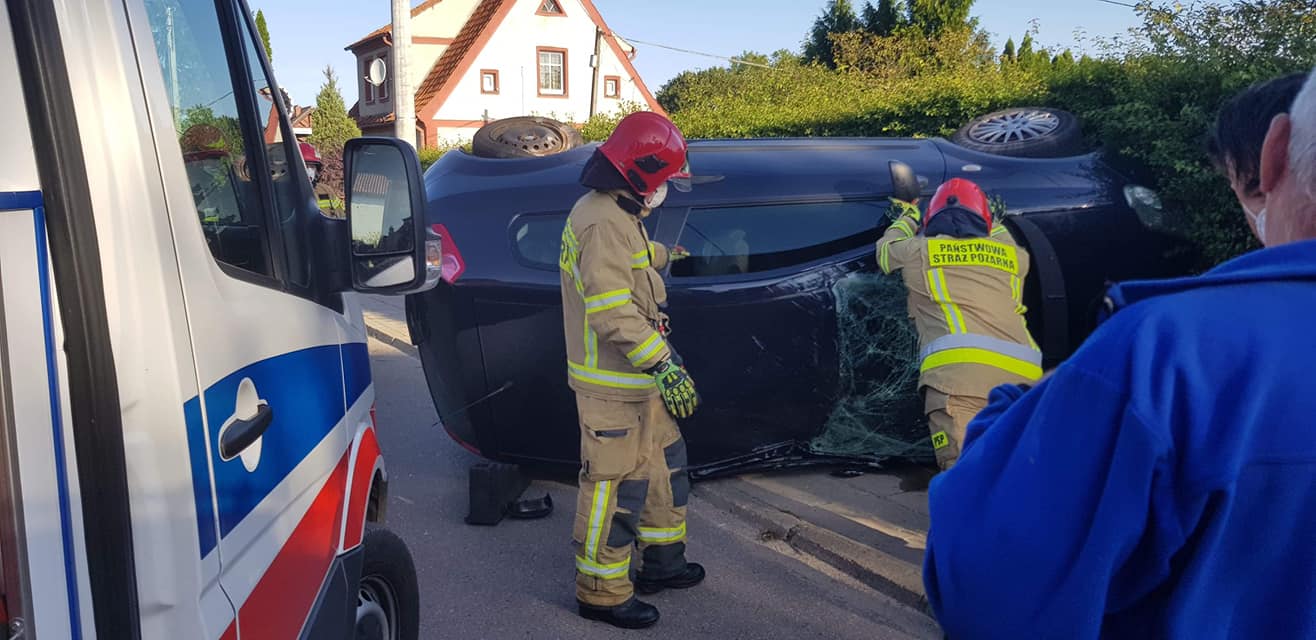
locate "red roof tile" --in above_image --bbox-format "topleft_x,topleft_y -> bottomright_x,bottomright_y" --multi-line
413,0 -> 505,115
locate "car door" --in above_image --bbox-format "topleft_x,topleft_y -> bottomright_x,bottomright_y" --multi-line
482,209 -> 663,465
135,1 -> 359,637
662,199 -> 912,466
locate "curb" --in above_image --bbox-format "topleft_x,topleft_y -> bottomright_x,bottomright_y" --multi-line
695,479 -> 929,614
364,314 -> 418,358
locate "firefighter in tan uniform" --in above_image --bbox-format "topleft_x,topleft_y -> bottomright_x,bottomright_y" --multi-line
877,178 -> 1041,470
560,112 -> 704,630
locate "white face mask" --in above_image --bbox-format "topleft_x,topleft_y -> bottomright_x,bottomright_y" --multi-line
306,167 -> 318,183
1244,202 -> 1268,245
644,183 -> 669,210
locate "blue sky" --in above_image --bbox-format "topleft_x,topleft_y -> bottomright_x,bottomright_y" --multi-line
252,0 -> 1143,108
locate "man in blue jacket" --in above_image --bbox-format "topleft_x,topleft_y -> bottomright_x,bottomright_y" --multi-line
923,69 -> 1316,639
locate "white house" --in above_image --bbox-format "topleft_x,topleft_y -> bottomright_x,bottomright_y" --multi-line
345,0 -> 663,147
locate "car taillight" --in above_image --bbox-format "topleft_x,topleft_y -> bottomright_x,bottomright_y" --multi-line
432,223 -> 466,283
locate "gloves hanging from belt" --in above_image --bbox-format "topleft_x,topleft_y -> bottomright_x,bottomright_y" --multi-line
646,359 -> 699,419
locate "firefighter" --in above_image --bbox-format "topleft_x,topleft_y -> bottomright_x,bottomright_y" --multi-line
559,112 -> 704,630
877,178 -> 1041,470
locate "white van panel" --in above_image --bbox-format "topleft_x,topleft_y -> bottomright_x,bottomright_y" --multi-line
0,211 -> 78,640
50,0 -> 238,636
0,7 -> 38,193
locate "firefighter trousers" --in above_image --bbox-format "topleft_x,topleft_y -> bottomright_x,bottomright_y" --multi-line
923,388 -> 988,470
572,393 -> 690,607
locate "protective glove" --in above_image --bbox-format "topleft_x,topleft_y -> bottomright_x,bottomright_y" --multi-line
669,245 -> 691,262
647,359 -> 699,419
890,197 -> 921,223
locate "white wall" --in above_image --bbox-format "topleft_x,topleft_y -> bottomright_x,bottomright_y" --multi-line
433,0 -> 651,131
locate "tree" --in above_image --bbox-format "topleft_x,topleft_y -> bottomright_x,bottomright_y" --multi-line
803,0 -> 861,68
1016,33 -> 1036,66
907,0 -> 975,36
308,67 -> 361,200
862,0 -> 906,36
1001,37 -> 1016,63
254,10 -> 272,62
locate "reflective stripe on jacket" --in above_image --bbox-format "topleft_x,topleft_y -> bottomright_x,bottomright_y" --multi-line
877,213 -> 1040,397
560,191 -> 671,400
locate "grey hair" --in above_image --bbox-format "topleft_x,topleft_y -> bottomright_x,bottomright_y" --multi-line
1291,67 -> 1316,199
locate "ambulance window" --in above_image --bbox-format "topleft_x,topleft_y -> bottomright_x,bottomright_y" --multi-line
238,19 -> 308,287
671,200 -> 888,278
145,0 -> 274,277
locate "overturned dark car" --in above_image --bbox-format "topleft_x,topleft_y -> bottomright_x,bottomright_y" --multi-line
405,109 -> 1193,477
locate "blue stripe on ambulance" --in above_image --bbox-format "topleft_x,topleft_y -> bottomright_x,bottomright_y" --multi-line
5,190 -> 85,638
184,342 -> 371,557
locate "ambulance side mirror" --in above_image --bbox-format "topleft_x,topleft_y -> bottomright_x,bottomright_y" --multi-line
343,137 -> 440,294
889,160 -> 921,203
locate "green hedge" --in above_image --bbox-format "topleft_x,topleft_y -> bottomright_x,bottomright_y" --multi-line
656,1 -> 1316,267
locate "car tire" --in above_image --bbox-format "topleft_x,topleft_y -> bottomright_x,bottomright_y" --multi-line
471,116 -> 583,159
952,107 -> 1084,158
356,525 -> 420,640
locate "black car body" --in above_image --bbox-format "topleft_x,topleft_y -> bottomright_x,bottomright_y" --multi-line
407,135 -> 1192,476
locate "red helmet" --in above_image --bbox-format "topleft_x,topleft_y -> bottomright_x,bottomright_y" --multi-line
925,178 -> 992,232
299,141 -> 322,167
598,112 -> 691,196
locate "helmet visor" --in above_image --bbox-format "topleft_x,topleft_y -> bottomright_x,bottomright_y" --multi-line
668,160 -> 693,192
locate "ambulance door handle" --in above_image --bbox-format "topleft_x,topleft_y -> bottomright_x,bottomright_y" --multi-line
219,403 -> 274,459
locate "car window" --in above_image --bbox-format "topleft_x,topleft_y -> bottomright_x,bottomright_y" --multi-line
238,16 -> 308,286
145,0 -> 308,286
512,212 -> 658,271
671,201 -> 888,278
145,0 -> 272,276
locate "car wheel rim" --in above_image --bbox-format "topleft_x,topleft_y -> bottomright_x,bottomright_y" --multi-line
495,122 -> 564,154
967,110 -> 1060,145
356,575 -> 400,640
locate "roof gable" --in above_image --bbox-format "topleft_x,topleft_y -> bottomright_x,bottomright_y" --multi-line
415,0 -> 662,118
416,0 -> 512,120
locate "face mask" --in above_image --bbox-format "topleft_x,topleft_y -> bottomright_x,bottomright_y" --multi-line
1243,202 -> 1268,245
306,167 -> 318,183
644,183 -> 669,210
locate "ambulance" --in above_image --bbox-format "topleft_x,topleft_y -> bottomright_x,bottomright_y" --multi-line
0,0 -> 435,638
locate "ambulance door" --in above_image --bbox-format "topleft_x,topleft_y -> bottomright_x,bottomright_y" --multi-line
132,0 -> 356,636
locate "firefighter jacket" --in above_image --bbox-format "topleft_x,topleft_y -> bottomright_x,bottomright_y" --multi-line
560,190 -> 673,400
876,208 -> 1041,398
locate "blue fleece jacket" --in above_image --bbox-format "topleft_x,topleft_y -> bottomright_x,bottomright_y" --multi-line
923,240 -> 1316,639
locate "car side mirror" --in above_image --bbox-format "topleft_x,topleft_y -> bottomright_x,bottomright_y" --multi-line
344,137 -> 440,294
888,160 -> 921,203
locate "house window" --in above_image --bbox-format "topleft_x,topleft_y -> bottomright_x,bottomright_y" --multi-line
604,75 -> 620,99
480,69 -> 500,94
363,53 -> 388,103
537,47 -> 567,97
363,58 -> 375,103
376,55 -> 389,100
537,0 -> 564,16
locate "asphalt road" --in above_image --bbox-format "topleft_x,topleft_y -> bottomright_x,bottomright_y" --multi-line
367,337 -> 941,639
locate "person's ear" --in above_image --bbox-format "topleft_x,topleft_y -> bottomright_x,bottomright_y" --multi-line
1259,113 -> 1292,195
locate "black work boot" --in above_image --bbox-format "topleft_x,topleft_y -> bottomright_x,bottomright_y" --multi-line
578,597 -> 660,629
635,562 -> 706,595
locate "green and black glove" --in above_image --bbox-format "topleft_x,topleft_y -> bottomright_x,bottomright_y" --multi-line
647,359 -> 699,419
890,197 -> 921,224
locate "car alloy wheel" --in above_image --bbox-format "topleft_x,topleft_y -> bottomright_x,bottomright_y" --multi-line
966,109 -> 1061,145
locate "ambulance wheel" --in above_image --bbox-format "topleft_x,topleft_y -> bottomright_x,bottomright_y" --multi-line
356,526 -> 420,640
471,116 -> 582,158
